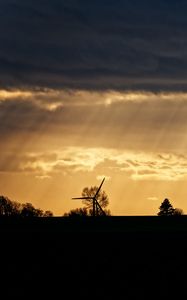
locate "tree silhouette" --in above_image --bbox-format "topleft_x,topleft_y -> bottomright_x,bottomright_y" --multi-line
0,196 -> 21,216
64,185 -> 111,217
158,198 -> 175,216
20,203 -> 43,217
0,195 -> 54,217
173,208 -> 184,216
64,207 -> 88,217
81,186 -> 111,216
43,210 -> 53,217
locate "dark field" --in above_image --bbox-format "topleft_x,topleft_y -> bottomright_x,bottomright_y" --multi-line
1,216 -> 187,298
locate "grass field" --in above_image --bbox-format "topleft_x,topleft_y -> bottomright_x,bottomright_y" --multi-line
1,216 -> 187,298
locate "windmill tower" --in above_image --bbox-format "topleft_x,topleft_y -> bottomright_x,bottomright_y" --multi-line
72,178 -> 106,216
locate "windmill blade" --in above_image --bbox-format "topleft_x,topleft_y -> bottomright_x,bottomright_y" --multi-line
72,197 -> 94,200
95,199 -> 106,215
94,177 -> 105,199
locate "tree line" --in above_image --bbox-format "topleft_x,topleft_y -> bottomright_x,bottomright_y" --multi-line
0,195 -> 53,217
0,188 -> 185,217
64,186 -> 185,217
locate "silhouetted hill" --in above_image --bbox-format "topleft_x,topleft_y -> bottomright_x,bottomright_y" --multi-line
0,216 -> 187,298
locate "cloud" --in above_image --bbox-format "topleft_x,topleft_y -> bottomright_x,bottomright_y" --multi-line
1,147 -> 187,182
1,1 -> 187,91
147,197 -> 158,201
3,89 -> 187,107
2,88 -> 187,156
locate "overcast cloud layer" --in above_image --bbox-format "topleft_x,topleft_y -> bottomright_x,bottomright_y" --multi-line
1,0 -> 187,91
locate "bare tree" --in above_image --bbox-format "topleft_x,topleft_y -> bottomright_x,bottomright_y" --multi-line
81,186 -> 110,216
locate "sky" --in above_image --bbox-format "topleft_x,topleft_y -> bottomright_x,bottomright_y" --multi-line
1,0 -> 187,215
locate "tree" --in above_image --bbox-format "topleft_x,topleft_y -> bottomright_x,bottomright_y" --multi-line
20,203 -> 44,217
81,186 -> 111,216
11,201 -> 22,215
158,198 -> 175,216
0,196 -> 21,216
0,195 -> 54,217
173,208 -> 184,216
64,185 -> 111,217
64,207 -> 88,217
43,210 -> 53,217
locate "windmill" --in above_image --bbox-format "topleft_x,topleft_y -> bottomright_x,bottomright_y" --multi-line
72,178 -> 106,216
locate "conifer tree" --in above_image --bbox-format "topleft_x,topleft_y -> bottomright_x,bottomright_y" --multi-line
158,198 -> 175,216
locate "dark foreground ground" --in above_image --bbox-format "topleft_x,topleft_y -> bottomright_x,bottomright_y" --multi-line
1,216 -> 187,298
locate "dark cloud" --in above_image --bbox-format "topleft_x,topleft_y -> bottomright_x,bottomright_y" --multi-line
1,0 -> 187,91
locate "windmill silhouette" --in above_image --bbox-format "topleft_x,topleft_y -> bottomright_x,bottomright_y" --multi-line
72,178 -> 106,216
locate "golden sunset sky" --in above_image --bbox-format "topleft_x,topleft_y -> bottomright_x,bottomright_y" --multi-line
1,1 -> 187,215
